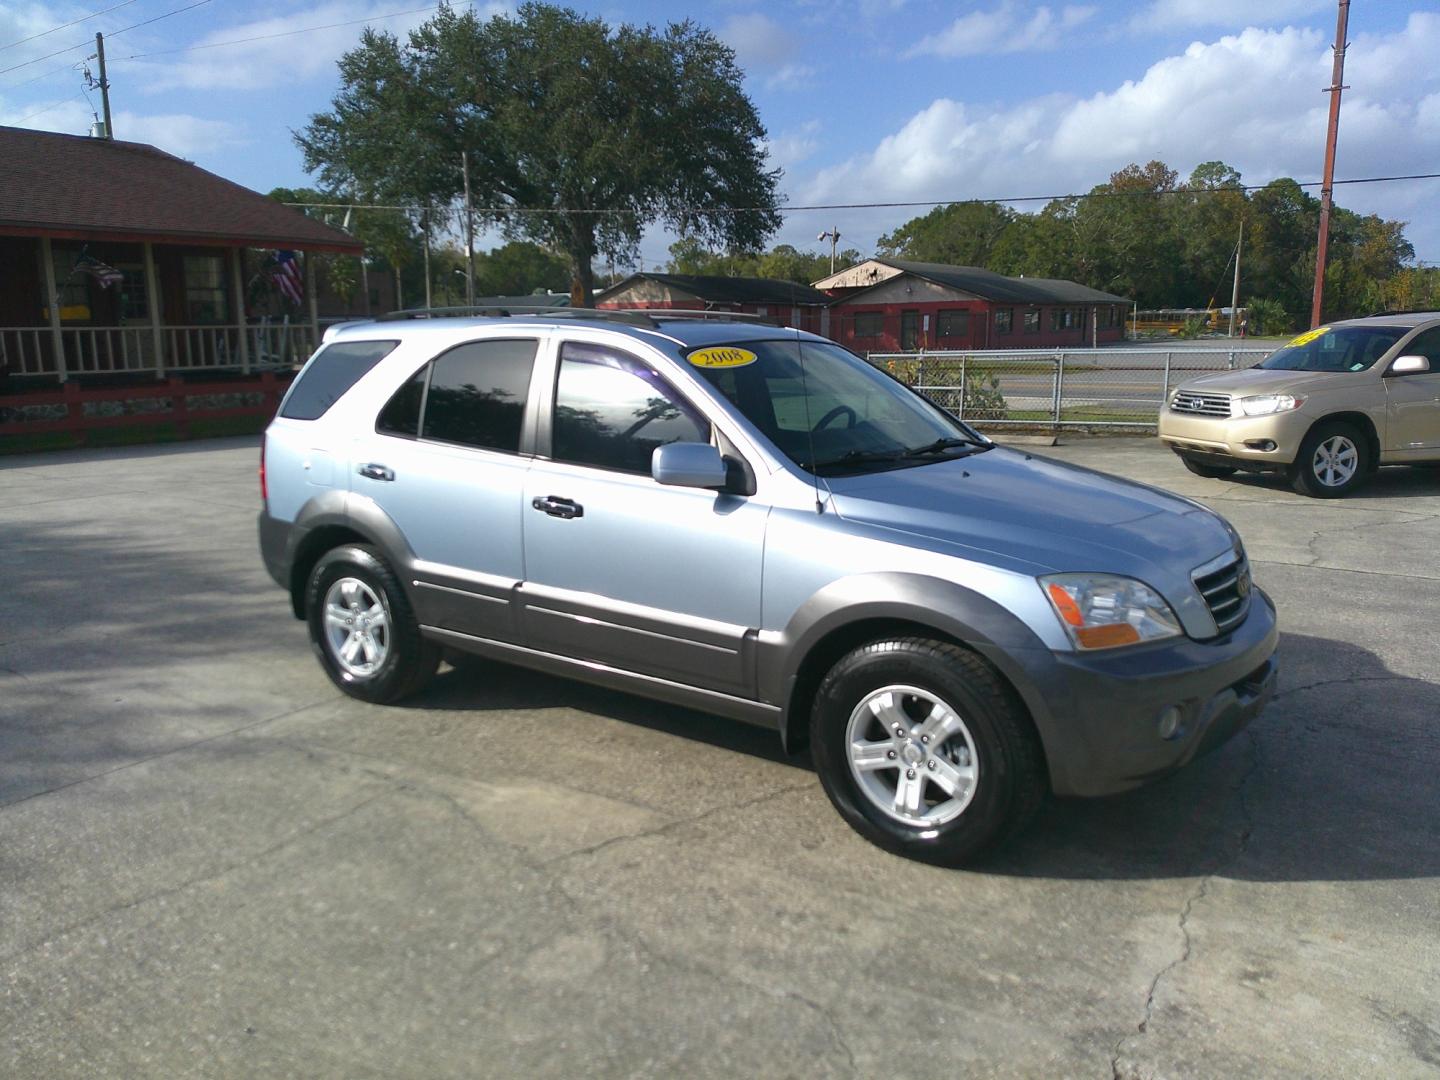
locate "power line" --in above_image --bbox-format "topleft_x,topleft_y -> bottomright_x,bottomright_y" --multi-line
281,171 -> 1440,217
13,92 -> 86,126
109,2 -> 455,62
0,0 -> 215,77
0,60 -> 83,92
0,0 -> 139,52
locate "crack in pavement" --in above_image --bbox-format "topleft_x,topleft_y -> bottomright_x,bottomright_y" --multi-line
0,790 -> 391,968
1275,673 -> 1429,700
1109,729 -> 1262,1080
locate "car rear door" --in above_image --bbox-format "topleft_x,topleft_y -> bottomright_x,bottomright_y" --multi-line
518,337 -> 768,697
350,335 -> 542,642
1385,326 -> 1440,453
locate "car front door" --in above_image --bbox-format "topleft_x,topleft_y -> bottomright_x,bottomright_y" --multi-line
519,338 -> 767,698
1384,327 -> 1440,454
351,336 -> 541,641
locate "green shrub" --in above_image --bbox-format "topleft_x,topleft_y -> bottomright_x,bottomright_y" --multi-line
884,358 -> 1010,421
1246,298 -> 1289,336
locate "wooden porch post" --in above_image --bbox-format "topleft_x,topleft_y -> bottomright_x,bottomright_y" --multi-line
143,241 -> 164,378
39,237 -> 66,381
229,246 -> 251,374
305,251 -> 320,356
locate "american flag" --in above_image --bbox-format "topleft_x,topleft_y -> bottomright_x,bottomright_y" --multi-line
74,251 -> 124,289
271,250 -> 304,304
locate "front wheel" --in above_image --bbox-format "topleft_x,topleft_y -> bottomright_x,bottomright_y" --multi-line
306,544 -> 440,703
1290,421 -> 1370,498
810,638 -> 1046,866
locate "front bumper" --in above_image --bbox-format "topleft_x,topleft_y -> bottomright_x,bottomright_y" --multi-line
1023,587 -> 1278,798
1158,408 -> 1310,469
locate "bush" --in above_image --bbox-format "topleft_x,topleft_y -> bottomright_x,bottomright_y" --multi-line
1178,316 -> 1208,339
885,358 -> 1010,421
1246,298 -> 1289,336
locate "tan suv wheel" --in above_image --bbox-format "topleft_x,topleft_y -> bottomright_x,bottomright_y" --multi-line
1290,420 -> 1370,498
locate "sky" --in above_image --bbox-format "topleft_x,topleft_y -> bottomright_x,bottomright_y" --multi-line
1,0 -> 1436,283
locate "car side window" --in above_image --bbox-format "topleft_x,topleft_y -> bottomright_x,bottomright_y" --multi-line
282,340 -> 398,420
1399,328 -> 1440,370
551,342 -> 710,474
376,339 -> 538,451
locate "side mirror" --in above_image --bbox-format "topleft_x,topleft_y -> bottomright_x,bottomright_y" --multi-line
652,442 -> 728,489
1389,354 -> 1431,375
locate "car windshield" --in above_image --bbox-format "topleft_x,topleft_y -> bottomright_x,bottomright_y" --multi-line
1258,326 -> 1407,373
687,338 -> 988,475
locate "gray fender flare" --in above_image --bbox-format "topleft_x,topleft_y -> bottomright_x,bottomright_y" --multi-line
762,572 -> 1065,767
285,492 -> 419,617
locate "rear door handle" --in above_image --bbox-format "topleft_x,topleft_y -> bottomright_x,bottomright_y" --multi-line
531,495 -> 583,519
358,463 -> 395,481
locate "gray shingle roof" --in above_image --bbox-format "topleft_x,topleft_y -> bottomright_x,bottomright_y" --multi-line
875,260 -> 1130,304
597,273 -> 832,306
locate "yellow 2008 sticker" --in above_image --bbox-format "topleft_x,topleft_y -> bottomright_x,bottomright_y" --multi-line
1285,326 -> 1329,349
687,346 -> 758,369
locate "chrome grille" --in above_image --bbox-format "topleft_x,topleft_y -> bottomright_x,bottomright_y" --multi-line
1170,391 -> 1232,417
1194,552 -> 1251,635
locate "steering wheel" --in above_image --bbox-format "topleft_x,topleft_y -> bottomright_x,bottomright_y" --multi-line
813,404 -> 858,431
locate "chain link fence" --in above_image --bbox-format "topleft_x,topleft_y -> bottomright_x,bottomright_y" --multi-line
867,347 -> 1275,430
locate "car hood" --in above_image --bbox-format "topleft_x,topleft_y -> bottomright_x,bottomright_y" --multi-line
826,447 -> 1234,583
1179,367 -> 1357,397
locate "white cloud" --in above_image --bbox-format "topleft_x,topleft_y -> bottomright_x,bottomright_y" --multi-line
910,3 -> 1096,59
1134,0 -> 1325,30
764,119 -> 822,171
115,111 -> 245,157
117,1 -> 508,94
793,19 -> 1440,260
719,12 -> 816,91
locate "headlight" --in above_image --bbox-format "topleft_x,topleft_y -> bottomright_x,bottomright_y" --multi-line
1236,394 -> 1303,416
1040,574 -> 1183,650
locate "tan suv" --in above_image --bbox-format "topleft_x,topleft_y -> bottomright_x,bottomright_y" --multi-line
1159,312 -> 1440,497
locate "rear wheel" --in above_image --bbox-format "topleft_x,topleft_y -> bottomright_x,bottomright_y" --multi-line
1180,455 -> 1238,479
1290,421 -> 1369,498
810,638 -> 1046,866
306,544 -> 440,703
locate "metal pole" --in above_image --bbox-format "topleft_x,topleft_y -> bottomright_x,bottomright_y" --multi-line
1052,355 -> 1064,426
94,33 -> 113,138
40,237 -> 67,381
1310,0 -> 1350,329
958,354 -> 967,422
1228,219 -> 1243,337
461,152 -> 476,307
1162,351 -> 1172,402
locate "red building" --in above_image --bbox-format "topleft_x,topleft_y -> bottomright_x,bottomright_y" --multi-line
595,273 -> 830,334
815,259 -> 1130,351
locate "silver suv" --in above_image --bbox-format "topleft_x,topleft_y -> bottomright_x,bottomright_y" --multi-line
259,312 -> 1277,864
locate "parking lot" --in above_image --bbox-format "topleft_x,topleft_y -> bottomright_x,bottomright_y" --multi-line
2,435 -> 1437,1078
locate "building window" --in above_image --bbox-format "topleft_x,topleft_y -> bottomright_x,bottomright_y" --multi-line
1023,309 -> 1040,334
1049,308 -> 1062,332
995,308 -> 1013,335
852,311 -> 883,338
1097,306 -> 1112,330
936,310 -> 969,339
183,255 -> 228,324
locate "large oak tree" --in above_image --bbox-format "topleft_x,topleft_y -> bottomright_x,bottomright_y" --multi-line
297,2 -> 782,306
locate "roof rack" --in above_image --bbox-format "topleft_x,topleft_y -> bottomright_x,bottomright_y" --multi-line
1365,308 -> 1440,318
374,305 -> 774,328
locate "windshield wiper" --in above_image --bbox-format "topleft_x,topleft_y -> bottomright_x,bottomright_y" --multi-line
807,448 -> 908,472
901,436 -> 992,457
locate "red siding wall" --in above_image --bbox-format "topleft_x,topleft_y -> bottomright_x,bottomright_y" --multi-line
831,300 -> 1126,352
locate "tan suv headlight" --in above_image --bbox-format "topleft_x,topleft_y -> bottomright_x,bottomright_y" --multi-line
1236,394 -> 1303,416
1040,574 -> 1183,650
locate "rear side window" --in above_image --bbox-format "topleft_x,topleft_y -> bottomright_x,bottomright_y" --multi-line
280,340 -> 398,420
375,339 -> 538,453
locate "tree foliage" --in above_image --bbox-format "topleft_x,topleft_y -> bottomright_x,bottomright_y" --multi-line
664,239 -> 862,285
297,2 -> 781,306
874,159 -> 1422,324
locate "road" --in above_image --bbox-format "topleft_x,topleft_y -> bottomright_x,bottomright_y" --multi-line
2,436 -> 1437,1078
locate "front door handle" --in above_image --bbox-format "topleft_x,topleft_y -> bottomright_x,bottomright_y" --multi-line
358,463 -> 395,481
531,495 -> 584,520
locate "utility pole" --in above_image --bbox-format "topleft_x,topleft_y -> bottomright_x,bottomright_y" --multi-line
818,228 -> 841,275
461,152 -> 476,307
93,32 -> 113,138
1310,0 -> 1350,329
1228,218 -> 1243,337
421,207 -> 432,310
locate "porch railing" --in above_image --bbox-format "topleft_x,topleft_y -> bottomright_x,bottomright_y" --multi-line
1,322 -> 322,379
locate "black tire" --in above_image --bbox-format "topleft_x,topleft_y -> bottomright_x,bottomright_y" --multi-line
305,544 -> 440,703
1289,420 -> 1370,498
810,638 -> 1046,866
1180,455 -> 1237,479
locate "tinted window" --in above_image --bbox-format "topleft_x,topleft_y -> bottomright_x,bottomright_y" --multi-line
422,339 -> 537,452
1259,326 -> 1406,373
280,340 -> 398,420
1399,327 -> 1440,368
377,365 -> 427,437
552,342 -> 710,474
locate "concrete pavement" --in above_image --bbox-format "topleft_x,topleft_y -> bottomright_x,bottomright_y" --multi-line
2,435 -> 1436,1078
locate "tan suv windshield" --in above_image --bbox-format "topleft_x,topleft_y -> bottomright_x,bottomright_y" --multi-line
1258,326 -> 1406,373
